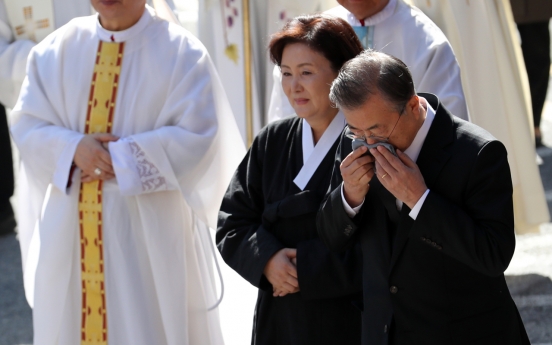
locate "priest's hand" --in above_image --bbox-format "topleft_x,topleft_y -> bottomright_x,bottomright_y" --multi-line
75,133 -> 119,183
264,248 -> 300,297
341,146 -> 375,207
370,146 -> 427,209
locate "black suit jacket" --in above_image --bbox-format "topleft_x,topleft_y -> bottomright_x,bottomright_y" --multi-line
317,94 -> 530,345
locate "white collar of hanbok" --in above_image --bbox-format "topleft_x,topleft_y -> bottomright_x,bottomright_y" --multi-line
347,0 -> 397,27
96,4 -> 153,43
294,111 -> 346,190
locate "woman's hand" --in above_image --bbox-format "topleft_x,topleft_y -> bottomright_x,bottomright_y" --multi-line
263,248 -> 300,297
74,133 -> 119,183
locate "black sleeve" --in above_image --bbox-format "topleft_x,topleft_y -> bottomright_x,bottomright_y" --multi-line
411,140 -> 516,276
316,136 -> 362,253
216,134 -> 284,291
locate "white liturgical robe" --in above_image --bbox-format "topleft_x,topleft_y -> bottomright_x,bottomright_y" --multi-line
267,0 -> 469,123
410,0 -> 549,233
11,6 -> 244,345
0,0 -> 178,108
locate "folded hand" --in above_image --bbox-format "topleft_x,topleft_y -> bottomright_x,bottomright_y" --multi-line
264,248 -> 299,297
74,133 -> 119,183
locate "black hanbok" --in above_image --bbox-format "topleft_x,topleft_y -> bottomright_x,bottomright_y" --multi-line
217,117 -> 361,345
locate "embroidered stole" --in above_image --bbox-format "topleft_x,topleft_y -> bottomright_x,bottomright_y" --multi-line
79,41 -> 124,345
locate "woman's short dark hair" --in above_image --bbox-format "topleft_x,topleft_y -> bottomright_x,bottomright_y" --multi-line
268,14 -> 363,73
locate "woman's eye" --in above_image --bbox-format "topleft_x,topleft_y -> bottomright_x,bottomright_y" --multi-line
301,71 -> 312,75
282,72 -> 291,77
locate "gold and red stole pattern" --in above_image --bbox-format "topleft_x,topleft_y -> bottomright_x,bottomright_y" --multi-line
79,40 -> 124,345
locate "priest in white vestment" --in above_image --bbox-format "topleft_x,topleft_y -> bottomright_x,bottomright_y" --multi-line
267,0 -> 469,123
410,0 -> 549,234
10,1 -> 243,344
0,0 -> 180,108
0,0 -> 180,251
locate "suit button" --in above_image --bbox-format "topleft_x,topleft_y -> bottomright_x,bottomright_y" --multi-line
384,324 -> 388,333
344,225 -> 353,236
431,242 -> 437,247
390,286 -> 398,294
420,236 -> 426,241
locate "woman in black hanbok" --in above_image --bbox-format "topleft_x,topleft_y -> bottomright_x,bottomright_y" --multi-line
217,15 -> 364,345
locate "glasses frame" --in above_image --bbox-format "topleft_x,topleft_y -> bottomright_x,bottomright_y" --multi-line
345,104 -> 406,143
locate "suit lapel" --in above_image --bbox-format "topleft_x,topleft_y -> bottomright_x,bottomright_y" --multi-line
389,93 -> 455,271
415,94 -> 455,190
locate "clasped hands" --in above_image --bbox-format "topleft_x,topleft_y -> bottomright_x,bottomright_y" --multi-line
341,145 -> 427,209
263,248 -> 299,297
74,133 -> 119,183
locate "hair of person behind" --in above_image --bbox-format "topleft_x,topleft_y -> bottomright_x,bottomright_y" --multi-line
268,14 -> 364,73
329,50 -> 416,112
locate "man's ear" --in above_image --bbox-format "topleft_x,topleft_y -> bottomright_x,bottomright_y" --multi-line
407,95 -> 421,119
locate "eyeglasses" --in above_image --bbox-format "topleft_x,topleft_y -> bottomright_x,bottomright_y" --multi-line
345,106 -> 405,143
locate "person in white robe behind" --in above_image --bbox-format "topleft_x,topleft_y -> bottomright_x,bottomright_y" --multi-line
10,0 -> 244,344
267,0 -> 469,123
0,0 -> 181,265
410,0 -> 549,234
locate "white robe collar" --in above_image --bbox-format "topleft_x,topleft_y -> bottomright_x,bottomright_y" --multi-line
96,5 -> 153,42
347,0 -> 397,26
294,111 -> 345,190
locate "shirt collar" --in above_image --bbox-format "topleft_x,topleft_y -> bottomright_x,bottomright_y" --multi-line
347,0 -> 397,26
404,97 -> 435,163
96,5 -> 153,43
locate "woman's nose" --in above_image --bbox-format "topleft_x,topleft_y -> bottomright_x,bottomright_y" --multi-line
291,77 -> 302,92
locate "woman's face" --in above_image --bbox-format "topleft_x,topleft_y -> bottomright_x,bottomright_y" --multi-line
280,43 -> 338,122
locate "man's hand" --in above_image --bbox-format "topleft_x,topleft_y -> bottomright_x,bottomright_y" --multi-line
370,146 -> 427,209
74,133 -> 119,183
264,248 -> 299,297
341,146 -> 375,207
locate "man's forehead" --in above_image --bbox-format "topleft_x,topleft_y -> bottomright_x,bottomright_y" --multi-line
342,95 -> 402,132
342,107 -> 379,130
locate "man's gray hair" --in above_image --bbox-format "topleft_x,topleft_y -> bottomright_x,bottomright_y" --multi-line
329,50 -> 416,112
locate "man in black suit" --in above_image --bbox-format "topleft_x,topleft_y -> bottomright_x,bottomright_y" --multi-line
317,50 -> 529,345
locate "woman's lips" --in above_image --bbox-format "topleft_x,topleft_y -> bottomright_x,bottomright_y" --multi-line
294,98 -> 309,105
99,0 -> 119,5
